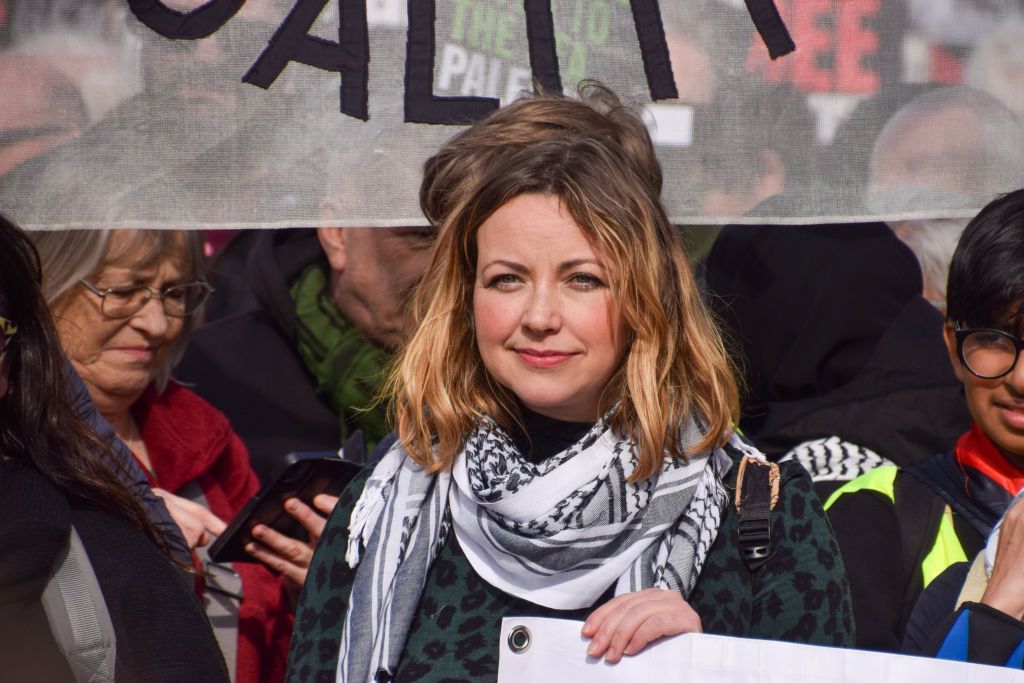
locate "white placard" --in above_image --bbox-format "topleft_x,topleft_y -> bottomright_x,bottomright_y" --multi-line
498,617 -> 1024,683
642,104 -> 694,148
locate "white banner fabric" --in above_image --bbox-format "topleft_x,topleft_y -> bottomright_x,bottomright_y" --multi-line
0,1 -> 1023,229
498,617 -> 1024,683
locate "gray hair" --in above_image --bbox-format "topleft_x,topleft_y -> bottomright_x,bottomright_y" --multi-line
890,217 -> 968,308
869,86 -> 1024,203
28,229 -> 205,391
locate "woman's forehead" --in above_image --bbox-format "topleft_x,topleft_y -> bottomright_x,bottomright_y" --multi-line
102,230 -> 186,273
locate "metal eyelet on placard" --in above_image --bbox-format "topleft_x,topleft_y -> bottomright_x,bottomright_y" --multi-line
508,625 -> 531,654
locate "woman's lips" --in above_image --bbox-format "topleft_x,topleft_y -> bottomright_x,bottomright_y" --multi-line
516,349 -> 575,368
113,347 -> 154,360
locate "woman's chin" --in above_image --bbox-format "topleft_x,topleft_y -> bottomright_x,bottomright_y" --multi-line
87,377 -> 154,412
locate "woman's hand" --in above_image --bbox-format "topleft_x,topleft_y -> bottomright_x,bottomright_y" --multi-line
152,488 -> 228,550
581,588 -> 702,663
982,501 -> 1024,620
244,494 -> 339,605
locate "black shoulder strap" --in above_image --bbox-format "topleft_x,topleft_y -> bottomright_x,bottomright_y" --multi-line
893,469 -> 947,628
735,456 -> 780,571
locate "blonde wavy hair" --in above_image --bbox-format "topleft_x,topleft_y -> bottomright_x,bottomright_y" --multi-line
392,85 -> 738,480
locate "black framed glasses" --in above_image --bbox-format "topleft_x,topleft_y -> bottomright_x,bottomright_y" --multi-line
80,280 -> 214,319
953,322 -> 1024,379
0,314 -> 16,365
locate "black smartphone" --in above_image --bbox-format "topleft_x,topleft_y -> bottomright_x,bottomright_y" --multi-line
207,453 -> 361,564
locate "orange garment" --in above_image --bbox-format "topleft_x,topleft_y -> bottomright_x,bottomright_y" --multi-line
955,423 -> 1024,497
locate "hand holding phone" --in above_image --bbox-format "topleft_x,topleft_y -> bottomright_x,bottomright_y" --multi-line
208,455 -> 360,565
246,494 -> 338,601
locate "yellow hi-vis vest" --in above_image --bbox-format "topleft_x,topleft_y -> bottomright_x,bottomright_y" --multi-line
825,465 -> 968,588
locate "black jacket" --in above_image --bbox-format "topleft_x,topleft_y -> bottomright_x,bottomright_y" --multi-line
828,449 -> 1010,651
176,229 -> 339,483
704,219 -> 971,478
0,461 -> 227,682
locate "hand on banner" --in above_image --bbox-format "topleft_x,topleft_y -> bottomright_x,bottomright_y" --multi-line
153,488 -> 227,550
581,588 -> 702,663
244,494 -> 339,607
981,501 -> 1024,620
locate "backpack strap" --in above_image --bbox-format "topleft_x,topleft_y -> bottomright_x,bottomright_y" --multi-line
40,527 -> 117,683
893,469 -> 948,628
180,481 -> 242,683
734,455 -> 780,571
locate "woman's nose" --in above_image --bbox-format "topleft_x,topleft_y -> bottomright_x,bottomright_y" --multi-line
521,286 -> 561,335
129,296 -> 170,337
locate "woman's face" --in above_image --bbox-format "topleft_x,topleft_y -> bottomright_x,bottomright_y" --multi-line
53,232 -> 187,414
473,193 -> 627,422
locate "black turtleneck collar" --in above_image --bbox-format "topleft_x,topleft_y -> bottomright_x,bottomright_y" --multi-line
510,406 -> 596,463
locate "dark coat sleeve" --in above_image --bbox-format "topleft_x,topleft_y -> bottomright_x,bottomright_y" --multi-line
902,561 -> 968,655
924,602 -> 1024,667
0,463 -> 76,683
65,360 -> 191,564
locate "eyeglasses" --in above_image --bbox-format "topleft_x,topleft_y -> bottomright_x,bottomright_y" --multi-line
953,323 -> 1024,379
0,314 -> 16,365
80,280 -> 214,319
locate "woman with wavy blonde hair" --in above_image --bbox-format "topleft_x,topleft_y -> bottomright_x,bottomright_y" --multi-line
288,86 -> 853,683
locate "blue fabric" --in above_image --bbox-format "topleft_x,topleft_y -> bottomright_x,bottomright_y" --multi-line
1004,639 -> 1024,669
935,609 -> 971,661
66,359 -> 191,563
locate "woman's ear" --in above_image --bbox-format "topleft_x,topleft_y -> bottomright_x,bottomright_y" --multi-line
317,227 -> 348,273
943,323 -> 966,383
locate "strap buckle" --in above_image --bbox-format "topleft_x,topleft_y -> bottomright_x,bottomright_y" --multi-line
734,456 -> 780,571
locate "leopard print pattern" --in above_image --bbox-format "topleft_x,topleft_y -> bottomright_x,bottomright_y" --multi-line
287,446 -> 854,683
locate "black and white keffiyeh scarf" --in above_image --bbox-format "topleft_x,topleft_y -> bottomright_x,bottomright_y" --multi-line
336,416 -> 739,683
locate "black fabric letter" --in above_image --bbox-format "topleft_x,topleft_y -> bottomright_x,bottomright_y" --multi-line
244,0 -> 369,120
405,0 -> 499,125
629,0 -> 678,101
523,0 -> 561,93
127,0 -> 245,39
742,0 -> 796,60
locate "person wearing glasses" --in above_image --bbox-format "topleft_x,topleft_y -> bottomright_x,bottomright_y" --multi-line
0,216 -> 228,682
29,229 -> 335,683
826,188 -> 1024,659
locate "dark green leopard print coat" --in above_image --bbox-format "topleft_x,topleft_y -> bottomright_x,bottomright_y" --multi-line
287,445 -> 854,682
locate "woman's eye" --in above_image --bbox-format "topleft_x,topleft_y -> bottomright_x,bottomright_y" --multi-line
569,273 -> 604,290
487,274 -> 521,290
105,285 -> 144,300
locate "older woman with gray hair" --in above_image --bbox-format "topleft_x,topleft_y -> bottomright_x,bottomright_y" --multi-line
30,228 -> 335,683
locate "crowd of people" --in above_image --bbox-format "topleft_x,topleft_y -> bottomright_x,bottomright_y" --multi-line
1,2 -> 1024,682
1,79 -> 1024,682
